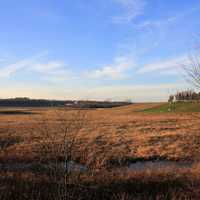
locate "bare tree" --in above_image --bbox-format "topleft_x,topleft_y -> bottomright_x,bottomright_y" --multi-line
184,54 -> 200,89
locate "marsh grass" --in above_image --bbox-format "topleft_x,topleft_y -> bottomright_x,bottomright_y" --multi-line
0,105 -> 200,199
1,167 -> 200,200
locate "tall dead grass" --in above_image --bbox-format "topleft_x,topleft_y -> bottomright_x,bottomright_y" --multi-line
1,109 -> 200,199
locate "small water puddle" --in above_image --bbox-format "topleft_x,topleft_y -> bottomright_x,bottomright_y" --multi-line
126,160 -> 192,172
0,161 -> 88,173
66,161 -> 88,172
0,160 -> 193,173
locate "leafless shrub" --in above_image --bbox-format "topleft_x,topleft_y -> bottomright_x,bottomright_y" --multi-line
36,110 -> 88,198
184,53 -> 200,90
36,109 -> 115,199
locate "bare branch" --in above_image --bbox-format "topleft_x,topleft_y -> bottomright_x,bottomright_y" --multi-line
184,53 -> 200,90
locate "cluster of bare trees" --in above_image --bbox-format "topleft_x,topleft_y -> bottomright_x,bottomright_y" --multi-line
168,50 -> 200,103
172,90 -> 200,102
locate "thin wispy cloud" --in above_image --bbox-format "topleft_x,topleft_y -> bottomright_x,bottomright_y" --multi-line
0,53 -> 71,82
137,55 -> 189,74
137,6 -> 200,30
32,61 -> 63,73
32,61 -> 72,82
137,17 -> 176,30
0,53 -> 47,78
87,56 -> 135,80
32,61 -> 69,75
112,0 -> 146,24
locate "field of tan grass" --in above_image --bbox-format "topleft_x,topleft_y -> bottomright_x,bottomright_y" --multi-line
0,103 -> 200,199
1,103 -> 200,163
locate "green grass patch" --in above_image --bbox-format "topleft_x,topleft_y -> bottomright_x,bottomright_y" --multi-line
140,102 -> 200,113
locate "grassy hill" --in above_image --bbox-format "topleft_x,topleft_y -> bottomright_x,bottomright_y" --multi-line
140,102 -> 200,113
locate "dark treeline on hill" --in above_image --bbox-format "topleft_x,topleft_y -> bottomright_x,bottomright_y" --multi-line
0,98 -> 65,107
0,97 -> 131,108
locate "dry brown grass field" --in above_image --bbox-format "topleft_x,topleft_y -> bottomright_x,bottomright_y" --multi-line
1,103 -> 200,200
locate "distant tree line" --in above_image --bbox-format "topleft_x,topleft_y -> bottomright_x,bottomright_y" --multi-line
69,100 -> 132,109
0,98 -> 66,107
169,90 -> 200,102
0,97 -> 131,108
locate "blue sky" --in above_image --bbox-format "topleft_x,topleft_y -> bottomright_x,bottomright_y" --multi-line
0,0 -> 200,101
